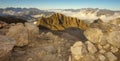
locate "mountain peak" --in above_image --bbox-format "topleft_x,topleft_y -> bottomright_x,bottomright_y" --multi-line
36,13 -> 88,30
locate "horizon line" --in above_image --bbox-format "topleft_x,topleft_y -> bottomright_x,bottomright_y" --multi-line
0,7 -> 120,11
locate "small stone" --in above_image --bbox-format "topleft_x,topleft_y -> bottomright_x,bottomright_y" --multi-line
86,41 -> 97,54
27,58 -> 33,61
111,46 -> 119,53
46,32 -> 54,36
68,55 -> 72,61
105,52 -> 117,61
84,55 -> 96,61
99,36 -> 108,45
98,54 -> 106,61
103,44 -> 110,50
41,32 -> 45,35
98,44 -> 103,50
71,41 -> 88,60
99,49 -> 106,54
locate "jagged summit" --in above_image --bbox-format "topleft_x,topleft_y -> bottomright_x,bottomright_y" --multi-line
36,13 -> 88,30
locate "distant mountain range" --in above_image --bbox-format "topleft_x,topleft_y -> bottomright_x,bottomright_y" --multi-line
0,7 -> 120,22
0,7 -> 54,20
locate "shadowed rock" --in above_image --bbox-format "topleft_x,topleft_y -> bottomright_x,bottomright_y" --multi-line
0,16 -> 27,24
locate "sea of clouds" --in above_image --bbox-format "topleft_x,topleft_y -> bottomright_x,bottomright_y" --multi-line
47,9 -> 120,23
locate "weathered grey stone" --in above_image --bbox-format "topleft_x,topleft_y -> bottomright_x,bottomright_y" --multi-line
105,52 -> 117,61
107,31 -> 120,48
7,23 -> 28,47
84,28 -> 103,43
86,41 -> 97,54
0,35 -> 15,61
70,41 -> 88,60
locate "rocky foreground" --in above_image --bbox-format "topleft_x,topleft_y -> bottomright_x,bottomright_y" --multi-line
0,13 -> 120,61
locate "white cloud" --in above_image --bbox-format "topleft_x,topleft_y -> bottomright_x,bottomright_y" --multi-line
47,9 -> 120,23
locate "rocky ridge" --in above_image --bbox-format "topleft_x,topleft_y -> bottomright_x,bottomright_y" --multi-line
36,13 -> 88,30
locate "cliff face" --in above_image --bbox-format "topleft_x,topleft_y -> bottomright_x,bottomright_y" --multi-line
36,13 -> 88,30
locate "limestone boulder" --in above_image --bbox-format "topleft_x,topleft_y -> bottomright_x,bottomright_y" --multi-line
107,31 -> 120,48
70,41 -> 88,60
85,41 -> 97,54
84,28 -> 103,43
98,54 -> 106,61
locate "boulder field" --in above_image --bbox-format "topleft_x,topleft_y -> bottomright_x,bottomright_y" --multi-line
0,13 -> 120,61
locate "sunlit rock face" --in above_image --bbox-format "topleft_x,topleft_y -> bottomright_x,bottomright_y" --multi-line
70,27 -> 120,61
36,13 -> 88,30
84,28 -> 103,43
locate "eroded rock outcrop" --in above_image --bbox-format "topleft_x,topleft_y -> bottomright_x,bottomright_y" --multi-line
70,28 -> 120,61
36,13 -> 88,30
